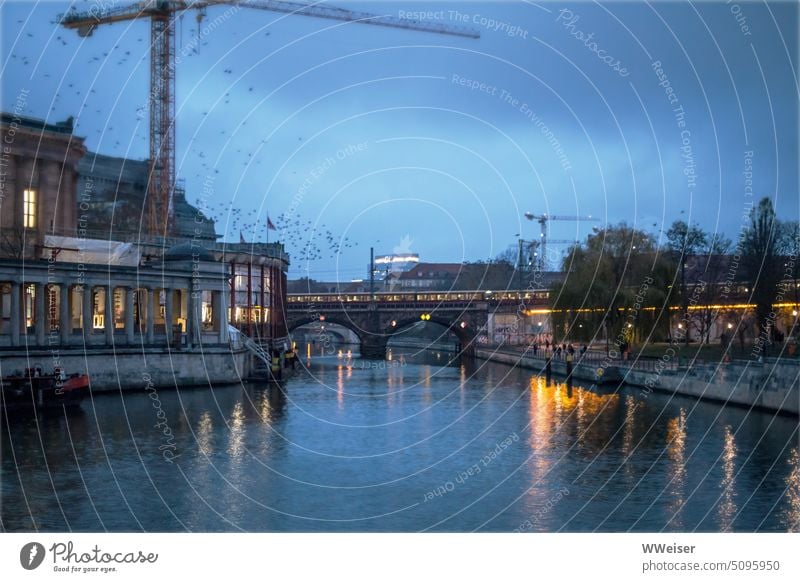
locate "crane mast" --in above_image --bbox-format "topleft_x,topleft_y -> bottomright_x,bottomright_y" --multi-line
524,212 -> 599,270
60,1 -> 479,239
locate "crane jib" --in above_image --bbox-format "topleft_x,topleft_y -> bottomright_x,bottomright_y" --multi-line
58,0 -> 479,237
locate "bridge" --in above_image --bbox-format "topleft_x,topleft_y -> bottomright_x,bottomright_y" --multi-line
285,290 -> 549,357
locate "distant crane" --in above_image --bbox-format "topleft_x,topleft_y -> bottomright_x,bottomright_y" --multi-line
60,1 -> 479,238
523,212 -> 599,270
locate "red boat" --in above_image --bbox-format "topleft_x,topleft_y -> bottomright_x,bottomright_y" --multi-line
1,367 -> 89,411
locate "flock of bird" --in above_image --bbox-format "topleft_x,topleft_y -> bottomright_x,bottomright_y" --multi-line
195,201 -> 359,263
7,14 -> 357,265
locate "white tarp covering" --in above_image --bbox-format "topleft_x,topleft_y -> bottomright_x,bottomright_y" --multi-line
43,235 -> 141,266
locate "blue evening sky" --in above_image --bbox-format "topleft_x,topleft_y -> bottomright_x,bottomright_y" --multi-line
2,0 -> 798,279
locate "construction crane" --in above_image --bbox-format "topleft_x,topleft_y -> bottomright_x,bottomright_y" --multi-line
59,1 -> 479,239
523,212 -> 599,270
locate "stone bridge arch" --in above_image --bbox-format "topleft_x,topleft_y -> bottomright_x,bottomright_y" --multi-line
286,306 -> 485,359
384,316 -> 476,356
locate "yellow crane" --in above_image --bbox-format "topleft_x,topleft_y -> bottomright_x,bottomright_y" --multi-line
60,1 -> 479,238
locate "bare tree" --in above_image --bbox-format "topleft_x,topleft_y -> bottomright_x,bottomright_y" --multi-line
0,226 -> 30,260
666,220 -> 707,343
694,234 -> 733,344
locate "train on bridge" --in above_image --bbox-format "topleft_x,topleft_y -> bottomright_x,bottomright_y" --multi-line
287,290 -> 551,307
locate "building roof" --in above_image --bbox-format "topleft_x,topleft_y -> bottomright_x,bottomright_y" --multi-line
399,263 -> 465,279
1,112 -> 76,135
163,242 -> 214,262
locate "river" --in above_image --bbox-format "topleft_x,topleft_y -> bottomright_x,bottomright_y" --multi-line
2,348 -> 798,532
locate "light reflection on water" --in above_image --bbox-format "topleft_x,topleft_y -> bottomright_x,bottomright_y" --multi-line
1,348 -> 797,532
718,425 -> 738,532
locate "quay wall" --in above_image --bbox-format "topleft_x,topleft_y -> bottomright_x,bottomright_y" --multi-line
474,347 -> 621,384
622,361 -> 799,415
0,348 -> 250,392
474,347 -> 798,415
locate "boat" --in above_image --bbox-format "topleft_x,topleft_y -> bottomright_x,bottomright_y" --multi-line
1,367 -> 89,411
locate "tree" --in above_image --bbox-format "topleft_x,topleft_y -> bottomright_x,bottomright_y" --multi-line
665,220 -> 707,343
779,220 -> 799,339
552,224 -> 673,350
693,234 -> 732,344
0,226 -> 30,259
742,197 -> 782,348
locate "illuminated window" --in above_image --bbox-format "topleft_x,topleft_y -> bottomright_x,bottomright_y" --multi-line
23,189 -> 36,228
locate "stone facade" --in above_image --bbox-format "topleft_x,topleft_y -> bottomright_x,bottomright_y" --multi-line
0,113 -> 86,258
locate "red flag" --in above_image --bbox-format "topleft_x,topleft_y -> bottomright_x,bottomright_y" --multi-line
267,216 -> 277,231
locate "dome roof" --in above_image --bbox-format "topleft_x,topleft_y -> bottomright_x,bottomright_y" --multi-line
163,242 -> 215,262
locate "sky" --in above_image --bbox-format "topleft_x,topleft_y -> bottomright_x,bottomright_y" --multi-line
1,0 -> 798,279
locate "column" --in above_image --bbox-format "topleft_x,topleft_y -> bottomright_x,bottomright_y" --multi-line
35,282 -> 46,346
104,286 -> 114,344
164,288 -> 173,346
186,289 -> 194,349
192,291 -> 201,346
146,287 -> 155,344
214,290 -> 228,344
125,286 -> 135,344
82,284 -> 93,342
247,261 -> 253,337
260,264 -> 266,338
10,281 -> 20,347
60,283 -> 71,345
229,261 -> 236,329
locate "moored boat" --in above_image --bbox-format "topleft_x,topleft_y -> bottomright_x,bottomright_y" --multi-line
1,367 -> 89,412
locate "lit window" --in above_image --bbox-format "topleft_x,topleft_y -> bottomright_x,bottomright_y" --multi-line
23,189 -> 36,228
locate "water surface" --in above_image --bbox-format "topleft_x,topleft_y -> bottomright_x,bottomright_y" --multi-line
2,349 -> 798,532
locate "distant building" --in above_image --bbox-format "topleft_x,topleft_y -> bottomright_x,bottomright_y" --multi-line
395,263 -> 465,289
372,252 -> 419,280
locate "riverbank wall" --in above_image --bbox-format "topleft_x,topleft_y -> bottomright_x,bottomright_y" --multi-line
474,347 -> 799,415
0,347 -> 250,392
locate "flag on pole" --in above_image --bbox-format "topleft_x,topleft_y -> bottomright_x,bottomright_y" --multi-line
266,215 -> 276,244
